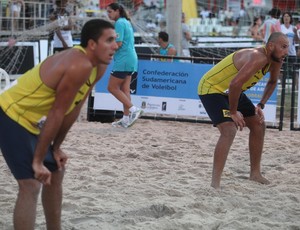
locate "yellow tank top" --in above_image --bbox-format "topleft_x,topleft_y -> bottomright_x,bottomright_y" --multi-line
0,46 -> 97,134
198,50 -> 270,95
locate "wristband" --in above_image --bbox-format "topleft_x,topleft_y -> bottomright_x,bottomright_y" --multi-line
257,102 -> 265,110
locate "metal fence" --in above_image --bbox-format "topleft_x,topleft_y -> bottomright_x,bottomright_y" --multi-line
0,1 -> 53,33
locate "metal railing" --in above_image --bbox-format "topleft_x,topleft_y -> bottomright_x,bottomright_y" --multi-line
0,1 -> 53,34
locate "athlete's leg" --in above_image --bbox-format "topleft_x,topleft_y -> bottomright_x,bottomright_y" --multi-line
212,121 -> 237,189
42,169 -> 65,230
14,179 -> 41,230
245,115 -> 270,184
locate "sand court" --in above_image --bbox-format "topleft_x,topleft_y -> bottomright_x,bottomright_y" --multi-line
0,114 -> 299,229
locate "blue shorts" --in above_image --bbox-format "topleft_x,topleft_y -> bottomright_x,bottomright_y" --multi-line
111,71 -> 137,79
0,108 -> 58,180
199,93 -> 256,126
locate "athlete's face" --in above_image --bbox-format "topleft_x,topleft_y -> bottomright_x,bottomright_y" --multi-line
270,36 -> 289,63
93,28 -> 118,65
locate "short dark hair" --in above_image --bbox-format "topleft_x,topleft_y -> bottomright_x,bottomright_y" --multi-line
80,19 -> 114,47
158,31 -> 169,42
269,8 -> 281,19
280,12 -> 293,24
267,32 -> 287,44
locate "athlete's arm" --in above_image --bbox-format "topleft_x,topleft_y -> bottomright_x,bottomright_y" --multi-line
52,64 -> 107,170
228,50 -> 267,130
259,62 -> 281,105
32,58 -> 93,185
229,50 -> 267,114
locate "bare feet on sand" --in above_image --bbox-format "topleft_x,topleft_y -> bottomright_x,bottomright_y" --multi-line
250,175 -> 270,185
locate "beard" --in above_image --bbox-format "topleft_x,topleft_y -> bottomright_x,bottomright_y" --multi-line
270,53 -> 283,63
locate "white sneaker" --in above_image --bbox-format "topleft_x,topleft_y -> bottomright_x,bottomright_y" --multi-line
128,108 -> 143,127
112,118 -> 129,128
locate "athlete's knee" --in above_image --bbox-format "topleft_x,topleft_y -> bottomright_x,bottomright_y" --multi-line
49,169 -> 65,187
218,122 -> 237,139
17,179 -> 41,197
246,116 -> 266,131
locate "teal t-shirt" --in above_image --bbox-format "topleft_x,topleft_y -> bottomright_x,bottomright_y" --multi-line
159,43 -> 175,56
113,17 -> 138,72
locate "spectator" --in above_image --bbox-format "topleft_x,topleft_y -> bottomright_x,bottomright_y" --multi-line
261,7 -> 281,44
200,7 -> 210,19
8,0 -> 24,31
155,11 -> 164,24
296,19 -> 300,56
85,1 -> 99,17
296,18 -> 300,39
146,19 -> 157,32
224,7 -> 233,26
157,31 -> 177,62
159,20 -> 166,32
248,16 -> 263,40
52,0 -> 74,53
218,7 -> 226,26
239,6 -> 247,25
280,12 -> 299,89
232,17 -> 241,37
280,12 -> 297,57
181,12 -> 191,57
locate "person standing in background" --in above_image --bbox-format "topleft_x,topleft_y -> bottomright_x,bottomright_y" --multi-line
181,12 -> 191,57
158,31 -> 177,62
8,0 -> 24,31
248,16 -> 263,41
280,12 -> 299,89
296,18 -> 300,56
52,0 -> 74,53
261,7 -> 281,44
106,3 -> 143,128
280,12 -> 298,57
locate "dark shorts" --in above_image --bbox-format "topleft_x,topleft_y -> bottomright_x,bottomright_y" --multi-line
199,93 -> 255,126
0,108 -> 58,180
111,71 -> 137,79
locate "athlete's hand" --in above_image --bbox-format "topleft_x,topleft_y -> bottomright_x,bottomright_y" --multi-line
256,106 -> 265,124
231,111 -> 246,131
53,148 -> 68,171
32,162 -> 51,185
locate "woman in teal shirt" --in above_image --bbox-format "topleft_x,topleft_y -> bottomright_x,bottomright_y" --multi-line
107,3 -> 143,128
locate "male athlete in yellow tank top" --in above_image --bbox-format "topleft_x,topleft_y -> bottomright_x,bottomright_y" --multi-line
197,32 -> 289,189
0,19 -> 118,229
0,46 -> 97,134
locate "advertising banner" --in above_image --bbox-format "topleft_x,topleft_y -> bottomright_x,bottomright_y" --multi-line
94,60 -> 278,122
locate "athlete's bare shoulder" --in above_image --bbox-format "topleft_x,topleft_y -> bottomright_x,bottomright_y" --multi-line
40,48 -> 93,89
234,47 -> 268,70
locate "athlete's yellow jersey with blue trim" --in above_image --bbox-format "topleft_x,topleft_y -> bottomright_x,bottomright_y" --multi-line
198,51 -> 270,95
0,46 -> 97,135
